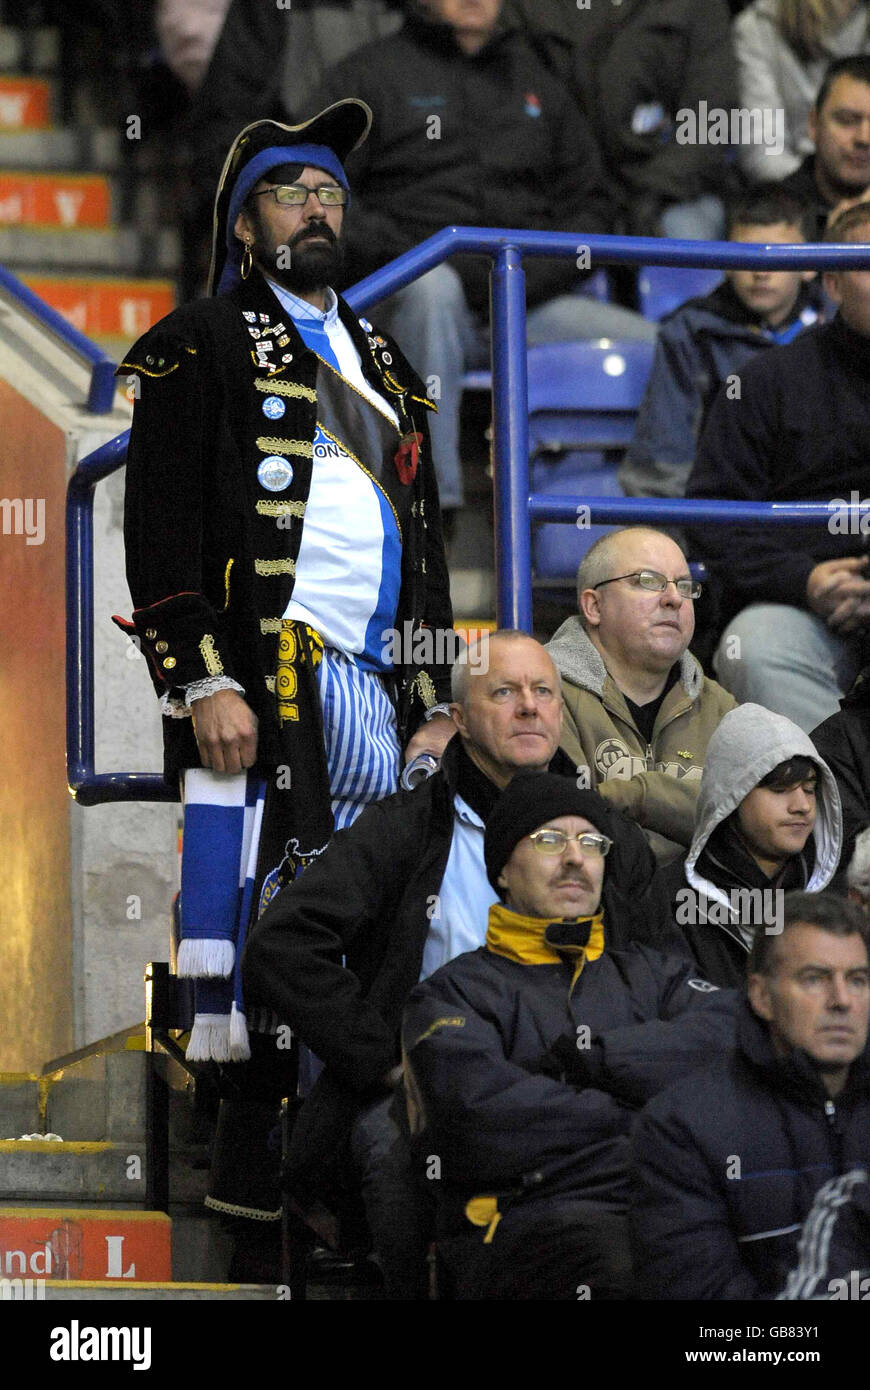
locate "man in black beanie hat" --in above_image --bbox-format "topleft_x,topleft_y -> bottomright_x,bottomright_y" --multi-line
402,772 -> 737,1299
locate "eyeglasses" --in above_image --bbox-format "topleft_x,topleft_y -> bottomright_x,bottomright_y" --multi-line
252,183 -> 347,207
593,569 -> 702,600
527,829 -> 613,857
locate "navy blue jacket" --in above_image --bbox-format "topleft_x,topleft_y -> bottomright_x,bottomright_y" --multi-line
403,929 -> 736,1227
620,281 -> 822,499
685,314 -> 870,635
631,1000 -> 870,1299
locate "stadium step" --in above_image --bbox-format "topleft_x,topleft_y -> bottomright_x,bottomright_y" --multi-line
0,73 -> 52,129
41,1280 -> 276,1300
19,274 -> 174,347
0,168 -> 111,227
0,26 -> 59,74
0,223 -> 179,274
0,1206 -> 170,1281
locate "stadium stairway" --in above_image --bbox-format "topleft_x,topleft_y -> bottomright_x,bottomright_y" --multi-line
0,1032 -> 280,1299
0,18 -> 178,363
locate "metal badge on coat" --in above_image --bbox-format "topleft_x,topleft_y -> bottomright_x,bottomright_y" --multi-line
261,396 -> 286,420
258,456 -> 294,491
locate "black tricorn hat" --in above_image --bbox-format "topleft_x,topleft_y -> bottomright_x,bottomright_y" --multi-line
207,98 -> 372,295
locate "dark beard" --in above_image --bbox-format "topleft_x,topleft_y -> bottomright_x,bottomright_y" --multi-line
256,227 -> 344,295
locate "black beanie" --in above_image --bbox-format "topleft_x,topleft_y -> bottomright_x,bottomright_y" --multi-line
484,772 -> 616,893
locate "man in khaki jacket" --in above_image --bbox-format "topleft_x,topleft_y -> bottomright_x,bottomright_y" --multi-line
546,526 -> 735,861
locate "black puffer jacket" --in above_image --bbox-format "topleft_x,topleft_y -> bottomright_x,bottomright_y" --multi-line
311,6 -> 614,311
631,1000 -> 870,1299
403,921 -> 736,1228
242,737 -> 661,1201
812,667 -> 870,881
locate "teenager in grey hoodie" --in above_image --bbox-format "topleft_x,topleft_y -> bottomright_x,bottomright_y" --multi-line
646,703 -> 842,988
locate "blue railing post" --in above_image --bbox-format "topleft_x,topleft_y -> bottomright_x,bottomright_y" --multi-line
491,245 -> 532,633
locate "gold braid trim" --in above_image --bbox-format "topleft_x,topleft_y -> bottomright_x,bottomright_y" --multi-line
255,499 -> 306,518
255,558 -> 296,576
411,392 -> 437,412
411,670 -> 438,710
254,378 -> 316,402
260,618 -> 283,634
222,558 -> 234,611
120,360 -> 179,379
256,436 -> 313,458
199,634 -> 224,676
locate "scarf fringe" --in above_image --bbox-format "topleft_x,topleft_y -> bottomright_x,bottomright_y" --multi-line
229,1002 -> 252,1061
186,1012 -> 233,1063
177,938 -> 235,979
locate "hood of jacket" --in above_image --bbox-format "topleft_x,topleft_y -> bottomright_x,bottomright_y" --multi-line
685,703 -> 842,912
546,613 -> 703,702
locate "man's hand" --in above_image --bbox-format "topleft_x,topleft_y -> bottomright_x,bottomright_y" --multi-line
191,689 -> 259,773
403,712 -> 457,765
806,556 -> 870,631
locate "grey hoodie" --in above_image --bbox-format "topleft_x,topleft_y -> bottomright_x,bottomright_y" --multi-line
684,703 -> 842,922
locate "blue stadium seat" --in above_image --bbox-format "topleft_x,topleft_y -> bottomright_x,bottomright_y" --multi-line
528,339 -> 655,584
638,264 -> 723,321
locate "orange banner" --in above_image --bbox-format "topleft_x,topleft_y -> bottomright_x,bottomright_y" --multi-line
0,77 -> 51,130
0,172 -> 110,228
22,276 -> 176,340
0,1210 -> 171,1282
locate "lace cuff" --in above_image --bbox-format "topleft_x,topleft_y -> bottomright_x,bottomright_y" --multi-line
160,676 -> 245,720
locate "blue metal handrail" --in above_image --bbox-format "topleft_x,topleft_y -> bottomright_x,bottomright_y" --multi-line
66,227 -> 870,803
0,263 -> 117,414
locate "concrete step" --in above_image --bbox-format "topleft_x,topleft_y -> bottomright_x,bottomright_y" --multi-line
0,1206 -> 170,1281
0,73 -> 52,129
0,1141 -> 147,1203
0,26 -> 59,73
41,1280 -> 276,1299
43,1051 -> 145,1144
0,126 -> 119,170
20,274 -> 174,344
0,1073 -> 43,1136
0,168 -> 111,227
0,223 -> 180,273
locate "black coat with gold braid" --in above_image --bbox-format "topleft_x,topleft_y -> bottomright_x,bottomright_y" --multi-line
114,266 -> 453,785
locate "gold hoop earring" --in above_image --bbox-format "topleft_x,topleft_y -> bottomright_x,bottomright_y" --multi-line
240,240 -> 253,280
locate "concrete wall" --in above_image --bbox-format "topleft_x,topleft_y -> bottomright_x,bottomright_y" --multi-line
0,298 -> 177,1068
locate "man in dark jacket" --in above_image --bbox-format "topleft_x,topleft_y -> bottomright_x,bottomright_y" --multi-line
308,0 -> 653,511
780,55 -> 870,240
620,186 -> 823,501
513,0 -> 737,238
813,665 -> 870,881
685,201 -> 870,734
243,630 -> 659,1295
631,890 -> 870,1300
402,773 -> 735,1300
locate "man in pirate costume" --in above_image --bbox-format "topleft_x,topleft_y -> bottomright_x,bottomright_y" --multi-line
115,100 -> 455,1245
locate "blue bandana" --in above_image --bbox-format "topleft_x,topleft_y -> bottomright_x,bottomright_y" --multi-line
218,142 -> 349,294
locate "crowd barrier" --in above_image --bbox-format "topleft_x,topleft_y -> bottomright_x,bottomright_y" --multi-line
62,226 -> 870,804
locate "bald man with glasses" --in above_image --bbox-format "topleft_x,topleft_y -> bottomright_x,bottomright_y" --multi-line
546,526 -> 736,863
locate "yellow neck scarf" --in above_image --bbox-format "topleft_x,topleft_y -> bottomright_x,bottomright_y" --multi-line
486,902 -> 605,986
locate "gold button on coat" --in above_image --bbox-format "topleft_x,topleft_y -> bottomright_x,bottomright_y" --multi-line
162,656 -> 176,669
155,640 -> 168,653
145,628 -> 157,640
